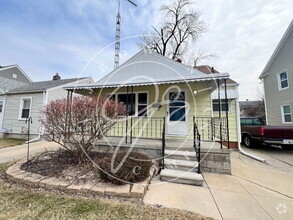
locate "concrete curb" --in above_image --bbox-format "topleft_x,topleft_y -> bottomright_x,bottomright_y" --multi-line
5,158 -> 157,200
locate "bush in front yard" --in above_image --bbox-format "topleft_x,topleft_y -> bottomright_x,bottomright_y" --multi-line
99,151 -> 153,185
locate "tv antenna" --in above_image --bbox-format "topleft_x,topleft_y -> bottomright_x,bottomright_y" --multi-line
114,0 -> 137,69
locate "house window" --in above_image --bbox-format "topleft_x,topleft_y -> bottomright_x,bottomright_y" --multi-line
213,100 -> 229,112
117,94 -> 136,116
19,98 -> 31,119
13,73 -> 17,79
282,105 -> 292,123
111,92 -> 148,116
138,93 -> 148,116
278,71 -> 289,90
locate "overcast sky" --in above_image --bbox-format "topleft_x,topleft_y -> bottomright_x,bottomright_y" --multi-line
0,0 -> 292,100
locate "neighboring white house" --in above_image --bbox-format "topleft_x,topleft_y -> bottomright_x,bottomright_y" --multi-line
0,74 -> 94,139
259,20 -> 293,126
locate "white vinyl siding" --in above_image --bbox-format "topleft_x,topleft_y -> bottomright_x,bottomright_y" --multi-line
2,93 -> 43,135
262,29 -> 293,126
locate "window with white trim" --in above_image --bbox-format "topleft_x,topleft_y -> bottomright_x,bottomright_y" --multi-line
278,71 -> 289,90
282,105 -> 292,123
20,98 -> 31,119
109,92 -> 148,116
212,100 -> 230,112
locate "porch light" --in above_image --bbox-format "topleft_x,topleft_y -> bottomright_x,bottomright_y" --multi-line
193,91 -> 198,96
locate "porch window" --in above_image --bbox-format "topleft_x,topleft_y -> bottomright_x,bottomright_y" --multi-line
19,98 -> 32,119
138,93 -> 148,116
110,92 -> 148,116
213,100 -> 229,112
282,105 -> 292,123
118,94 -> 135,115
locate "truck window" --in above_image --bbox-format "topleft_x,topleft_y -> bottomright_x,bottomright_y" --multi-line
252,118 -> 265,125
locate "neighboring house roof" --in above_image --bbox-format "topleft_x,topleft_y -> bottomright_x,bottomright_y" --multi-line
5,77 -> 90,94
195,65 -> 238,85
0,64 -> 33,82
259,19 -> 293,79
239,100 -> 263,109
65,50 -> 230,90
0,77 -> 28,94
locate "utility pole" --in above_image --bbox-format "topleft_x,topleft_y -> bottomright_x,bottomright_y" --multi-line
114,0 -> 137,69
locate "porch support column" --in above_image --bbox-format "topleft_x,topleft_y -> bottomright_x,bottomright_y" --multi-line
224,79 -> 230,149
217,79 -> 223,149
130,85 -> 134,144
126,86 -> 129,143
66,90 -> 73,138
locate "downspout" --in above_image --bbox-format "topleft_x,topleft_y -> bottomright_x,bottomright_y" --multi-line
235,86 -> 265,162
25,90 -> 48,143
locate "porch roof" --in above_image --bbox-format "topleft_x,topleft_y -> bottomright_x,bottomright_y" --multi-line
64,50 -> 230,90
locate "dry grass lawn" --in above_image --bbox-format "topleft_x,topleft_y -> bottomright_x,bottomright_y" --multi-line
0,138 -> 25,149
0,162 -> 213,220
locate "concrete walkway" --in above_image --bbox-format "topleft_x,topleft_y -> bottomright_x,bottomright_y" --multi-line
0,141 -> 60,163
144,151 -> 293,220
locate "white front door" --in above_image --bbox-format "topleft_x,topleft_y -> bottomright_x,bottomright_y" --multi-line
167,91 -> 189,136
0,100 -> 4,130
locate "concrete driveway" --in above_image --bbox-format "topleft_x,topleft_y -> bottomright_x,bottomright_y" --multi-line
241,144 -> 293,168
144,150 -> 293,220
0,141 -> 60,164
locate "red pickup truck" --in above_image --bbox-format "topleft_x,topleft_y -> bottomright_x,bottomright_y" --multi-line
240,118 -> 293,150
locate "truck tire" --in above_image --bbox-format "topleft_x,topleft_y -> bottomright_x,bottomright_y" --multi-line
281,145 -> 293,150
243,135 -> 253,148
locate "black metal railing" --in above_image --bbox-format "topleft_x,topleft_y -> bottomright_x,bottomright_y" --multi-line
162,117 -> 166,169
194,117 -> 228,142
193,116 -> 201,174
107,116 -> 165,142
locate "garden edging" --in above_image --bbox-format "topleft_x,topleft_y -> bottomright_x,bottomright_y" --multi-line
5,158 -> 158,199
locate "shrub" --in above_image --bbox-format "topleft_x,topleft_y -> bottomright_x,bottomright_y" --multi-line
99,151 -> 153,185
41,96 -> 127,162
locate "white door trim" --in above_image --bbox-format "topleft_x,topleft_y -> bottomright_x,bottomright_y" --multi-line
166,89 -> 189,137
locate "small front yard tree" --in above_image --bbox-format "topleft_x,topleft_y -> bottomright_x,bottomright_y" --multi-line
41,96 -> 127,161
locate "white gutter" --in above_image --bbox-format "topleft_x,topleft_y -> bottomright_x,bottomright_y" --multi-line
25,131 -> 41,143
235,87 -> 266,162
25,91 -> 48,144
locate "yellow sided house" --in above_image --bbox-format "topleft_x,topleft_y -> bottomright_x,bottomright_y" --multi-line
65,50 -> 240,185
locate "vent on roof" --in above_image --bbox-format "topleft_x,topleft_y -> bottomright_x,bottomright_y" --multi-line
53,73 -> 61,80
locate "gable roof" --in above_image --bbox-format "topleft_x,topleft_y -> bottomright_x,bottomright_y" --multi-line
259,19 -> 293,79
0,77 -> 28,94
5,77 -> 90,94
195,65 -> 238,85
65,50 -> 229,90
0,64 -> 33,82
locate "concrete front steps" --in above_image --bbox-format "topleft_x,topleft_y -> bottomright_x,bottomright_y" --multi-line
160,149 -> 204,186
160,169 -> 204,186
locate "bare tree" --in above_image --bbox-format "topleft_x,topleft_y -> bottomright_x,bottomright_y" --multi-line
139,0 -> 206,61
189,50 -> 218,67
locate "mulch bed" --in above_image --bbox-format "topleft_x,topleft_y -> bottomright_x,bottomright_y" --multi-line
20,150 -> 111,184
